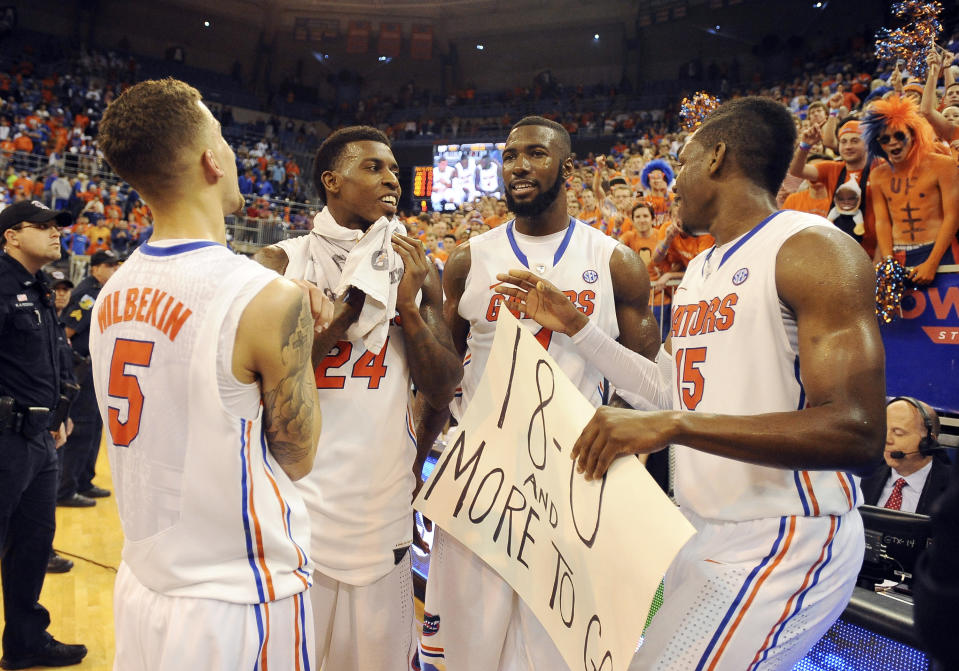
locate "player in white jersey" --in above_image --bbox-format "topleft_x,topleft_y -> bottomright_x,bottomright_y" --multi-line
431,158 -> 456,211
512,98 -> 885,670
452,154 -> 477,203
418,116 -> 661,671
255,126 -> 462,671
92,79 -> 324,670
476,153 -> 503,198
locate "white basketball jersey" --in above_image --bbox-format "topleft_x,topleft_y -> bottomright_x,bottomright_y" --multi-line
454,219 -> 619,418
433,165 -> 454,191
478,164 -> 500,192
670,211 -> 861,521
89,240 -> 312,603
277,234 -> 415,586
453,161 -> 476,190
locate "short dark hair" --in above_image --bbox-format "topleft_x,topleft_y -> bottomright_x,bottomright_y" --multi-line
312,126 -> 391,202
693,96 -> 797,196
98,78 -> 207,200
631,201 -> 655,219
509,116 -> 571,159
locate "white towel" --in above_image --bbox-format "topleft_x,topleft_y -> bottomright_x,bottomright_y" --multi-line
298,207 -> 404,352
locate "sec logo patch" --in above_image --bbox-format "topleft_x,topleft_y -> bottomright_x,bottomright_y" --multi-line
732,268 -> 749,285
582,269 -> 599,284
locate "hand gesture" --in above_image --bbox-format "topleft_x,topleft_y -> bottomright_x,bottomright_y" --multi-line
495,269 -> 587,335
828,90 -> 843,110
391,233 -> 429,310
289,278 -> 335,333
594,155 -> 605,172
926,46 -> 943,74
943,49 -> 955,69
800,122 -> 822,146
908,259 -> 938,285
570,407 -> 673,481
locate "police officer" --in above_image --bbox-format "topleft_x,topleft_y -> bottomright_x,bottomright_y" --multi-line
57,249 -> 119,507
0,201 -> 87,668
46,270 -> 73,318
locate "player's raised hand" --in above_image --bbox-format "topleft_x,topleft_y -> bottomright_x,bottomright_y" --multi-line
495,269 -> 587,335
392,233 -> 430,308
289,278 -> 335,333
570,407 -> 673,481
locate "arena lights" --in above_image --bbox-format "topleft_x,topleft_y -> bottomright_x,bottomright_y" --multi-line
203,20 -> 211,27
476,44 -> 484,50
593,33 -> 600,41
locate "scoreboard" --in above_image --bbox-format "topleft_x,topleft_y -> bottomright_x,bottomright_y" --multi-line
412,166 -> 433,198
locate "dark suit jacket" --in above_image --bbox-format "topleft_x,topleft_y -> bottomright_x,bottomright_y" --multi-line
860,458 -> 951,515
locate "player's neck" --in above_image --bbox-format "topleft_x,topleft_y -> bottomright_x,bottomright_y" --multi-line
147,195 -> 228,245
513,197 -> 570,237
710,180 -> 778,246
326,201 -> 372,232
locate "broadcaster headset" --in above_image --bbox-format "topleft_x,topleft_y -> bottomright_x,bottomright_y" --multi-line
887,396 -> 941,458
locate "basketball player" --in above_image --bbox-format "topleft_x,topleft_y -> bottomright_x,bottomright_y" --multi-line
254,126 -> 462,671
476,152 -> 503,198
508,97 -> 885,670
92,79 -> 323,670
431,157 -> 455,211
452,153 -> 477,204
419,116 -> 661,671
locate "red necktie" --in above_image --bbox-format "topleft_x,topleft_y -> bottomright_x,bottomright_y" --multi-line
883,477 -> 907,510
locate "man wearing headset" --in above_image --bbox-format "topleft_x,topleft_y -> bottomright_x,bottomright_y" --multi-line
860,397 -> 950,515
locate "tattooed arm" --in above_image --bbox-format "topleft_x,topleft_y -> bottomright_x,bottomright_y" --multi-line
234,278 -> 322,480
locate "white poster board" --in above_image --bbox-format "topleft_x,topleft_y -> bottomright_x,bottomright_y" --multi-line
415,309 -> 695,670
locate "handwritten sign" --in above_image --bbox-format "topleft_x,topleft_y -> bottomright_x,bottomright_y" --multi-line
415,309 -> 695,670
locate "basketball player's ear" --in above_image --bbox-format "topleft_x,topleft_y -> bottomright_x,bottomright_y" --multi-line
562,155 -> 574,181
321,170 -> 339,198
202,149 -> 225,182
707,142 -> 727,177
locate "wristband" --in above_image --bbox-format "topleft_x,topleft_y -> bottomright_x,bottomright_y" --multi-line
799,141 -> 812,152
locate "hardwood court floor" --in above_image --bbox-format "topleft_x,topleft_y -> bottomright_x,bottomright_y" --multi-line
0,444 -> 427,670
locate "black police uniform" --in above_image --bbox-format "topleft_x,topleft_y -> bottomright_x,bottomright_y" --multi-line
0,252 -> 75,658
58,274 -> 105,501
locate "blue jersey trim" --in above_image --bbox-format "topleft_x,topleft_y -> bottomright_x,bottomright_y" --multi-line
718,211 -> 784,269
505,218 -> 576,269
140,240 -> 223,257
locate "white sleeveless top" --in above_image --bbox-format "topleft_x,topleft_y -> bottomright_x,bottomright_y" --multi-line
89,240 -> 312,603
454,219 -> 620,417
670,211 -> 861,521
276,234 -> 416,586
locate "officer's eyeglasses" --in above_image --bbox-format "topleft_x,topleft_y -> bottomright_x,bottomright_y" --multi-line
13,222 -> 59,232
878,131 -> 909,145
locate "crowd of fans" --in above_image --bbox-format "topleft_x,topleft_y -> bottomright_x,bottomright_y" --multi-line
1,23 -> 958,295
0,46 -> 318,259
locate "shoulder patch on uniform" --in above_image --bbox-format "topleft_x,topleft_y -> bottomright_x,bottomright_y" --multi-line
79,295 -> 94,310
69,309 -> 82,321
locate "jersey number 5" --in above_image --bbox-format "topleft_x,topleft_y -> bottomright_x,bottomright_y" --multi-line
107,338 -> 155,446
675,347 -> 706,411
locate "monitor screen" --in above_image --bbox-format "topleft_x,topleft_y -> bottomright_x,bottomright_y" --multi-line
858,505 -> 932,587
431,143 -> 505,211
